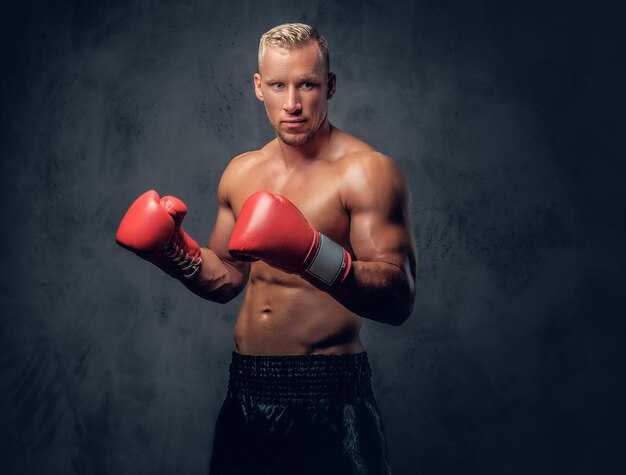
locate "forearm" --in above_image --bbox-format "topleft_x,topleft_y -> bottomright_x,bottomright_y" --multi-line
330,260 -> 415,325
182,247 -> 248,303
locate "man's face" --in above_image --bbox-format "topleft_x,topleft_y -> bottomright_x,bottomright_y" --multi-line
254,41 -> 335,147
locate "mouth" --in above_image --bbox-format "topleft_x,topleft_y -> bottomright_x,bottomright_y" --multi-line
281,119 -> 306,129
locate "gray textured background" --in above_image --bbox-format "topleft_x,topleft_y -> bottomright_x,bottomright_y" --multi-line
1,0 -> 624,474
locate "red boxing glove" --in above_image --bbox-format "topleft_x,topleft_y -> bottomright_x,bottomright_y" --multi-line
116,190 -> 203,278
228,190 -> 351,289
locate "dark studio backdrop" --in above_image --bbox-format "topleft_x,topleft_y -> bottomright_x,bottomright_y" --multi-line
1,0 -> 624,474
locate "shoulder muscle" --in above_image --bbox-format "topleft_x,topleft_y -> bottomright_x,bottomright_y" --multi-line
218,151 -> 266,207
342,152 -> 410,219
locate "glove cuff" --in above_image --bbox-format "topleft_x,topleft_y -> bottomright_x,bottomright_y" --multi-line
304,233 -> 352,288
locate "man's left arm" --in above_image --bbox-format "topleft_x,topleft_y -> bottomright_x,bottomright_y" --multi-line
227,152 -> 417,325
332,152 -> 417,325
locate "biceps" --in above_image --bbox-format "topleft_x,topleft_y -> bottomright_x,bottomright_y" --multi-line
207,204 -> 239,262
349,211 -> 414,267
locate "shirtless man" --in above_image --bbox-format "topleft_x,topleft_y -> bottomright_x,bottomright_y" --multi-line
116,23 -> 417,475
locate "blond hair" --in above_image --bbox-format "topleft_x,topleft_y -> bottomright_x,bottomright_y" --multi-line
258,23 -> 330,72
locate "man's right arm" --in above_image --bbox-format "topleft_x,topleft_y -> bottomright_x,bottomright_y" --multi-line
116,157 -> 251,303
181,161 -> 251,303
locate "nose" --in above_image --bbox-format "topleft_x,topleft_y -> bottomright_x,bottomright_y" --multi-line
283,87 -> 302,114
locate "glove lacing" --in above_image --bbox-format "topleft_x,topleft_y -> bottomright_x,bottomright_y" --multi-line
164,241 -> 202,278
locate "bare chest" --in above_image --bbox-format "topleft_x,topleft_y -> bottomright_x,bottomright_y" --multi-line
230,160 -> 351,248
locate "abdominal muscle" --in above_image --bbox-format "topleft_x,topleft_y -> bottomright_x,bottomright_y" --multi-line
233,262 -> 364,356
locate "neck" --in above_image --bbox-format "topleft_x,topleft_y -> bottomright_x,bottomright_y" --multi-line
276,119 -> 333,167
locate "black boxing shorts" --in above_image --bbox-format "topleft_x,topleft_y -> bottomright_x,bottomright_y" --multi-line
209,352 -> 392,475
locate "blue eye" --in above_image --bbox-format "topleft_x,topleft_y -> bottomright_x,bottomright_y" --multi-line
301,83 -> 314,90
272,83 -> 284,90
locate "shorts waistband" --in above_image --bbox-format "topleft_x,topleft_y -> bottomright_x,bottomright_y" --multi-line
226,351 -> 374,405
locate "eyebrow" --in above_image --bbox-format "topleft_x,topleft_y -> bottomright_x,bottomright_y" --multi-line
263,75 -> 321,83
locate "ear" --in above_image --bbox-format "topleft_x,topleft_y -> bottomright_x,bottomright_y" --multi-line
254,73 -> 264,102
327,71 -> 336,100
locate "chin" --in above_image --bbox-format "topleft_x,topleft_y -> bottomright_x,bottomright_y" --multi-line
276,129 -> 316,146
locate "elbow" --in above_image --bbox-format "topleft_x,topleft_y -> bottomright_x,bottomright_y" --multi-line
388,311 -> 410,326
388,282 -> 415,326
208,292 -> 236,304
184,276 -> 247,304
359,288 -> 413,326
208,280 -> 247,304
387,301 -> 413,326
